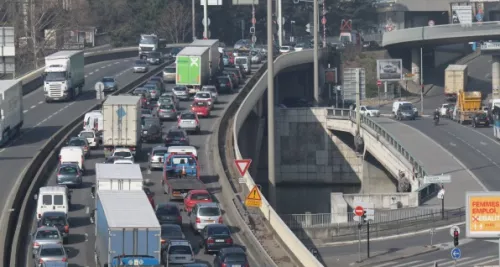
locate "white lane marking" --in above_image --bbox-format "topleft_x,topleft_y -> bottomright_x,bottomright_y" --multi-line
30,105 -> 36,109
435,257 -> 472,267
412,259 -> 446,267
101,66 -> 106,69
0,148 -> 4,153
38,101 -> 43,104
89,72 -> 94,75
444,128 -> 500,169
480,141 -> 487,146
114,62 -> 120,64
85,75 -> 88,78
371,262 -> 398,267
449,142 -> 456,147
94,69 -> 99,72
390,261 -> 423,267
23,110 -> 28,113
455,256 -> 496,266
486,73 -> 492,79
107,64 -> 112,67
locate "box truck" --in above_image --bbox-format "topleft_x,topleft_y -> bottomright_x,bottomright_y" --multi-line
95,190 -> 161,267
102,95 -> 142,156
190,39 -> 222,76
453,91 -> 482,124
95,163 -> 143,190
43,50 -> 85,102
0,80 -> 23,146
176,46 -> 210,94
444,64 -> 468,101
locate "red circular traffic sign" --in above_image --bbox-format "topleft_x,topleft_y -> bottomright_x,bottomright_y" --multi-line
377,80 -> 382,86
354,206 -> 364,216
321,17 -> 327,25
251,18 -> 256,24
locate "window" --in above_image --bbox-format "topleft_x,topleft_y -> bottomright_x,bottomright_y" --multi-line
42,215 -> 65,226
192,193 -> 211,201
225,253 -> 247,262
114,151 -> 132,158
45,72 -> 67,82
173,87 -> 186,91
42,195 -> 52,205
199,207 -> 220,216
168,245 -> 192,254
53,195 -> 64,205
102,77 -> 114,83
156,205 -> 179,215
153,150 -> 168,156
167,131 -> 185,138
164,67 -> 175,73
235,58 -> 246,64
69,139 -> 86,146
197,93 -> 211,98
181,113 -> 196,120
36,230 -> 60,239
40,247 -> 64,256
208,226 -> 230,236
79,132 -> 94,138
59,166 -> 78,175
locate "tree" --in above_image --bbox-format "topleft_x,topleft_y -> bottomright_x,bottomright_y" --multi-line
158,0 -> 191,43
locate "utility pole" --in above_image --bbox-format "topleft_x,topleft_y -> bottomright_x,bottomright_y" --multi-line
420,47 -> 424,115
322,0 -> 326,47
277,0 -> 283,47
313,0 -> 319,105
192,0 -> 196,40
267,0 -> 276,194
355,68 -> 361,133
251,1 -> 256,48
203,0 -> 209,39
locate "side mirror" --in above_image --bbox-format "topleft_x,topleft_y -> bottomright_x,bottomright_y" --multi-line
33,194 -> 38,200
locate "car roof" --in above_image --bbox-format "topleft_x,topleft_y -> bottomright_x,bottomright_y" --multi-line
168,239 -> 191,246
161,223 -> 182,229
59,163 -> 79,168
40,243 -> 64,249
36,226 -> 60,231
114,147 -> 131,152
220,246 -> 245,254
157,202 -> 179,207
153,146 -> 169,151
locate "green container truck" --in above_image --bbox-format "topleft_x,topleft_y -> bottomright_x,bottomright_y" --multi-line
176,46 -> 210,94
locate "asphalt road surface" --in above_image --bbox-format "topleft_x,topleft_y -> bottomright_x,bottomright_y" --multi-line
24,63 -> 264,267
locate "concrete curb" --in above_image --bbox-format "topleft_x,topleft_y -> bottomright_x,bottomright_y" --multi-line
352,246 -> 440,267
3,61 -> 171,267
319,222 -> 465,247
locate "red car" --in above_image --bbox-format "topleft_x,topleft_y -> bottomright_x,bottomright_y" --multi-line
191,101 -> 210,117
183,189 -> 213,212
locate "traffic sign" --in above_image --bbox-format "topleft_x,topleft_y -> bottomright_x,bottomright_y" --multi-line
424,174 -> 451,184
94,82 -> 105,91
235,159 -> 252,176
251,35 -> 257,43
466,192 -> 500,238
201,17 -> 211,26
450,225 -> 460,237
451,247 -> 461,260
354,206 -> 364,216
476,13 -> 483,22
251,17 -> 256,24
437,188 -> 445,199
321,17 -> 327,25
238,177 -> 246,184
377,80 -> 382,86
428,20 -> 435,26
353,202 -> 374,221
245,185 -> 262,208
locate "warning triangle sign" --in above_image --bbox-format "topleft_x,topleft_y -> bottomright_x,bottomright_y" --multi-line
246,185 -> 262,201
235,159 -> 252,176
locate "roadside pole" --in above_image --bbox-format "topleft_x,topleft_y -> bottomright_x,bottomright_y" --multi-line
358,223 -> 361,262
367,220 -> 370,258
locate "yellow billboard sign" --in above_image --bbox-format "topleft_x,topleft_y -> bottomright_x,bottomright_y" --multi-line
466,192 -> 500,238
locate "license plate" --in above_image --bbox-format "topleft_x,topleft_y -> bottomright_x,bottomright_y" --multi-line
205,220 -> 214,223
233,265 -> 241,267
216,239 -> 224,242
172,192 -> 180,196
143,131 -> 147,134
197,112 -> 204,115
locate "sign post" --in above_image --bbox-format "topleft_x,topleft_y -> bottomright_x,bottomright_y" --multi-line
352,202 -> 374,261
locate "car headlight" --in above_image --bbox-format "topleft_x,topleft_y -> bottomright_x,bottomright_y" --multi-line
208,101 -> 211,105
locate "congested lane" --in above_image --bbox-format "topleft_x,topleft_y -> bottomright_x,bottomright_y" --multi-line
26,63 -> 263,267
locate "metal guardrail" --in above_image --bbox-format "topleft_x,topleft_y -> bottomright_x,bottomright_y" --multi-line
326,108 -> 439,204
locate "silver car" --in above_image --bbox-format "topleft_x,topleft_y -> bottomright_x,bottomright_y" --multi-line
202,85 -> 218,103
133,60 -> 149,73
56,163 -> 83,187
163,240 -> 195,265
189,202 -> 223,232
100,77 -> 118,92
148,146 -> 169,170
144,83 -> 160,99
172,86 -> 190,100
177,112 -> 200,133
157,103 -> 178,121
40,262 -> 69,267
33,243 -> 68,267
159,93 -> 179,109
163,66 -> 176,83
31,226 -> 63,257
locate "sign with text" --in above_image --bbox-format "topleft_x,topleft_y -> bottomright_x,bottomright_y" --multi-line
424,175 -> 451,184
342,68 -> 365,101
451,5 -> 472,25
200,0 -> 222,5
466,192 -> 500,238
232,0 -> 259,5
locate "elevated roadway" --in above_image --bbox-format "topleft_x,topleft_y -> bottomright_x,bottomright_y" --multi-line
23,62 -> 268,265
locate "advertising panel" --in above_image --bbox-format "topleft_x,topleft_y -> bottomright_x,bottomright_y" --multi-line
376,59 -> 402,81
466,192 -> 500,238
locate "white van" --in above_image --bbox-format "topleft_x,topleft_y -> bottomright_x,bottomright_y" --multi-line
83,110 -> 103,132
234,56 -> 251,74
36,186 -> 70,220
167,146 -> 198,158
59,146 -> 85,171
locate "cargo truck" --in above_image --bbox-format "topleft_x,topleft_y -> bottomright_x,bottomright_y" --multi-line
0,80 -> 23,146
190,39 -> 222,76
176,46 -> 210,94
161,153 -> 204,200
95,163 -> 143,190
102,95 -> 142,157
453,91 -> 482,124
444,64 -> 468,101
43,50 -> 85,102
94,190 -> 161,267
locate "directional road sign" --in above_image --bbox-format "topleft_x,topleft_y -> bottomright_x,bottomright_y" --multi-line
451,247 -> 461,260
424,174 -> 451,184
245,185 -> 262,208
235,159 -> 252,176
449,225 -> 460,237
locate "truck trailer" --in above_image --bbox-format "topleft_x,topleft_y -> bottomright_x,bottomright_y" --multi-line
43,50 -> 85,102
190,39 -> 222,76
0,80 -> 23,146
444,64 -> 468,101
95,190 -> 161,267
102,95 -> 142,156
95,163 -> 143,190
176,46 -> 210,94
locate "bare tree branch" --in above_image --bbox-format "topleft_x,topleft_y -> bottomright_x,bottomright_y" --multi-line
157,0 -> 191,43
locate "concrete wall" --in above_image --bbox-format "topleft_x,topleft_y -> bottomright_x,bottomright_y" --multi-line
343,193 -> 417,209
275,108 -> 362,185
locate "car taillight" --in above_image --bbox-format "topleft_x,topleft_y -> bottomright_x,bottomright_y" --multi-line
196,217 -> 201,223
226,238 -> 233,244
218,217 -> 223,223
152,90 -> 156,93
161,239 -> 166,244
39,259 -> 44,264
130,147 -> 135,151
33,242 -> 40,247
62,258 -> 67,262
207,238 -> 215,244
84,146 -> 88,150
221,263 -> 227,267
64,225 -> 69,233
244,264 -> 249,267
38,213 -> 41,219
180,138 -> 185,141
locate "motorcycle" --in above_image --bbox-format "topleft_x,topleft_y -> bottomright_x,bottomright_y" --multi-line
434,114 -> 440,125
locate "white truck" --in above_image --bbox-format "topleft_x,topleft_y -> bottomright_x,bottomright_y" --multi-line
190,39 -> 222,77
102,95 -> 142,156
139,34 -> 159,59
0,80 -> 23,146
95,163 -> 143,191
43,50 -> 85,102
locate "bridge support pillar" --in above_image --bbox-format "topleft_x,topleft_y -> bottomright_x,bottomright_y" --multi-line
493,55 -> 500,99
411,48 -> 421,84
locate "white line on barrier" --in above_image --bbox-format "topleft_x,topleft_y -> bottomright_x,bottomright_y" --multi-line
38,101 -> 43,104
94,69 -> 99,72
85,75 -> 88,78
114,62 -> 119,64
23,110 -> 28,113
30,105 -> 35,109
89,72 -> 93,75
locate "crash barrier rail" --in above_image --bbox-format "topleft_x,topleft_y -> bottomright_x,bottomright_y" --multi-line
383,21 -> 500,46
18,43 -> 189,96
3,61 -> 173,266
233,49 -> 328,267
326,108 -> 439,204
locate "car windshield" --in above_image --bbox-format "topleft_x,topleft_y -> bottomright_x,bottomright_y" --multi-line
145,84 -> 157,90
69,139 -> 86,146
40,247 -> 64,256
114,151 -> 132,157
142,109 -> 152,114
193,101 -> 208,107
164,67 -> 175,73
203,87 -> 216,92
167,131 -> 185,138
159,98 -> 173,105
199,207 -> 220,216
161,226 -> 183,238
400,104 -> 413,111
225,253 -> 247,262
197,93 -> 211,98
181,113 -> 196,120
102,77 -> 114,83
79,132 -> 94,138
169,245 -> 191,255
59,166 -> 78,175
173,87 -> 186,91
42,215 -> 65,226
45,72 -> 67,82
153,150 -> 168,156
477,113 -> 487,118
150,52 -> 161,58
135,60 -> 146,65
208,226 -> 230,236
36,230 -> 60,239
105,157 -> 123,163
192,193 -> 211,201
156,205 -> 179,215
142,118 -> 157,127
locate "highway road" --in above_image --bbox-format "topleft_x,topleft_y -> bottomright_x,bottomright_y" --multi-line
0,56 -> 141,218
24,64 -> 264,266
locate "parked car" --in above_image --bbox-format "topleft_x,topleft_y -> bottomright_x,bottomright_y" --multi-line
183,189 -> 213,212
172,86 -> 190,100
66,137 -> 90,158
56,163 -> 83,187
155,202 -> 183,226
37,211 -> 70,244
160,224 -> 185,251
33,243 -> 69,266
31,226 -> 64,257
148,146 -> 170,170
191,101 -> 210,118
201,85 -> 218,103
100,76 -> 118,92
164,128 -> 190,147
216,76 -> 234,94
163,65 -> 176,83
156,103 -> 178,121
